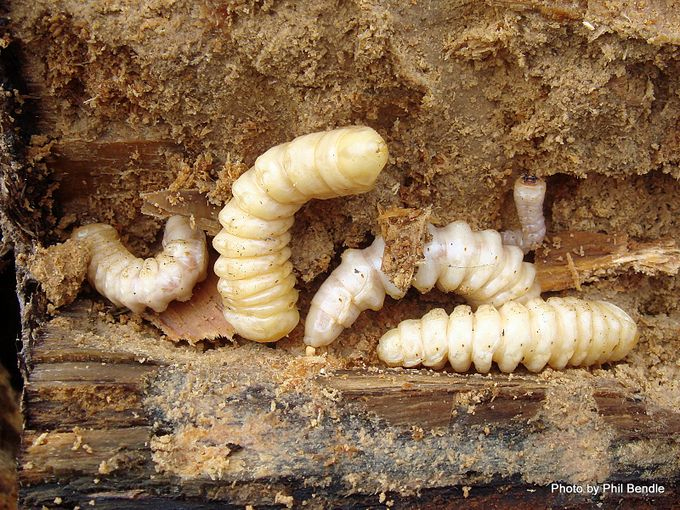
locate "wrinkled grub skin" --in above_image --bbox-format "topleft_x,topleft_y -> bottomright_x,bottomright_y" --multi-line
6,0 -> 680,508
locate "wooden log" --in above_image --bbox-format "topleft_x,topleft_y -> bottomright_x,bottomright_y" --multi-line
18,301 -> 680,508
7,1 -> 680,508
16,186 -> 680,508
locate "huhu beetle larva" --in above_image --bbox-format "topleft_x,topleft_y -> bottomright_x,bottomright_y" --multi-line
303,237 -> 397,348
501,175 -> 547,253
377,297 -> 638,373
213,126 -> 389,343
304,221 -> 540,347
72,215 -> 209,313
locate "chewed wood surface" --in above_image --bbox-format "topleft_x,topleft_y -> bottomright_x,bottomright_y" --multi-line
6,1 -> 680,508
19,301 -> 680,508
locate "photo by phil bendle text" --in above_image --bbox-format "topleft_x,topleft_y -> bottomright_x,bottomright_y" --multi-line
551,483 -> 666,495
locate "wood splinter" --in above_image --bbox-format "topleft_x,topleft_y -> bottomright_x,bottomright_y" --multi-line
535,231 -> 680,292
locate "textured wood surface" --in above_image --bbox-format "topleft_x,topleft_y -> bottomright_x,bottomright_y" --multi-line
535,231 -> 680,292
7,0 -> 680,507
322,370 -> 680,437
19,302 -> 680,509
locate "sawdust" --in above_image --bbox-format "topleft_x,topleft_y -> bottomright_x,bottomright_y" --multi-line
27,237 -> 89,312
152,426 -> 235,481
166,152 -> 248,206
207,158 -> 249,205
522,374 -> 614,485
290,206 -> 336,284
551,172 -> 680,241
166,153 -> 214,193
6,0 -> 680,505
13,0 -> 680,280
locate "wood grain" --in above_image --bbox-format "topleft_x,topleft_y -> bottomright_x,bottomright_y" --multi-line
535,231 -> 680,292
18,302 -> 680,508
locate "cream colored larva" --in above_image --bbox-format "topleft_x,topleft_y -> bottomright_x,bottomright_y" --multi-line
72,215 -> 208,313
501,175 -> 547,253
304,222 -> 540,347
213,126 -> 389,343
377,297 -> 638,373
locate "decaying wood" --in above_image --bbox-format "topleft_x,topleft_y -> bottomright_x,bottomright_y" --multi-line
323,370 -> 680,440
1,34 -> 45,510
19,301 -> 680,508
51,140 -> 180,212
378,206 -> 431,292
491,0 -> 680,45
535,232 -> 680,292
140,189 -> 221,236
9,1 -> 680,507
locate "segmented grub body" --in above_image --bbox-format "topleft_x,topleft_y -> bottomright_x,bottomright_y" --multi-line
304,221 -> 540,347
213,126 -> 388,342
72,215 -> 208,313
501,175 -> 547,253
377,297 -> 638,373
